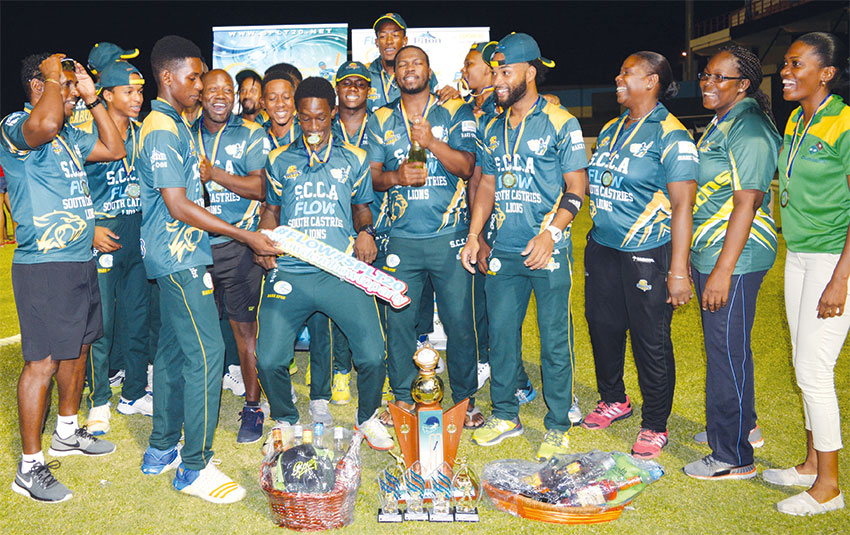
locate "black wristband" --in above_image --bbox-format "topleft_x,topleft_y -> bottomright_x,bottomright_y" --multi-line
85,97 -> 102,110
358,224 -> 376,238
559,192 -> 582,216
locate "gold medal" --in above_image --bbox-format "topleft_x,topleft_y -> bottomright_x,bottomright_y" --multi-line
502,171 -> 516,188
601,170 -> 613,187
126,183 -> 141,198
780,189 -> 789,208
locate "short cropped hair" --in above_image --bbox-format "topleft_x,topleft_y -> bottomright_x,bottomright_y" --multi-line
150,35 -> 202,83
294,77 -> 335,109
21,52 -> 50,99
264,62 -> 302,84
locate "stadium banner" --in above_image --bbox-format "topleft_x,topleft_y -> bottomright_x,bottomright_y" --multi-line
212,23 -> 348,83
351,27 -> 490,92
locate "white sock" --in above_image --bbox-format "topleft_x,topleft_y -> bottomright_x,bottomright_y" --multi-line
21,451 -> 45,473
56,414 -> 79,439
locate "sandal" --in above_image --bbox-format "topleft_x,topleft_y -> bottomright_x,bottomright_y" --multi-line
464,406 -> 485,429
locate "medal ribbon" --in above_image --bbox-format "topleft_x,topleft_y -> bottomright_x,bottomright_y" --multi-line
268,123 -> 295,149
605,103 -> 658,165
197,118 -> 227,165
120,125 -> 137,179
339,116 -> 367,147
503,96 -> 541,164
380,68 -> 394,105
696,106 -> 736,150
785,94 -> 832,183
54,134 -> 83,173
303,135 -> 333,167
400,94 -> 437,145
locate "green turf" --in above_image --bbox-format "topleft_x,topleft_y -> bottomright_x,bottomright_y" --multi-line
1,212 -> 848,533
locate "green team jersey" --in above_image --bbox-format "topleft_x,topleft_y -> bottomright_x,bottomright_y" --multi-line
82,120 -> 142,219
480,97 -> 588,253
367,58 -> 438,112
0,104 -> 97,263
69,99 -> 92,128
265,121 -> 301,151
691,98 -> 781,274
137,98 -> 212,279
779,95 -> 850,254
366,96 -> 478,239
196,114 -> 269,245
332,113 -> 390,236
588,104 -> 698,251
265,134 -> 373,273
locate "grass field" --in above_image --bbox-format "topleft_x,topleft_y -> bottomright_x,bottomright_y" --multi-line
0,209 -> 848,534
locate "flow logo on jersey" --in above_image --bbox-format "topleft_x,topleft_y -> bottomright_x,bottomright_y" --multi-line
33,210 -> 87,252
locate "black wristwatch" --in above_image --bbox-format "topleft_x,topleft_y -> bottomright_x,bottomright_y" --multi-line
85,97 -> 102,110
358,224 -> 376,238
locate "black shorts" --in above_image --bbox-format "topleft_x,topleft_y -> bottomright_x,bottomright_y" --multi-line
12,260 -> 103,361
210,240 -> 263,323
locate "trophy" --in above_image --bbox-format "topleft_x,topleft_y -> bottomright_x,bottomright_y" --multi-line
403,461 -> 428,521
388,344 -> 468,476
451,456 -> 481,522
428,462 -> 455,522
376,454 -> 405,523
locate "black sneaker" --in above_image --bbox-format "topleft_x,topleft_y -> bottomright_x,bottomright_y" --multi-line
48,427 -> 116,457
236,406 -> 264,444
683,454 -> 757,480
11,461 -> 72,503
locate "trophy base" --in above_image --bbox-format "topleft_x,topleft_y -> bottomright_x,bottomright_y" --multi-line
428,510 -> 455,522
453,507 -> 480,522
377,509 -> 404,523
403,510 -> 429,522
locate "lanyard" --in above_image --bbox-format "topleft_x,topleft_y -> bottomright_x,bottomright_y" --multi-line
303,136 -> 333,167
54,134 -> 83,173
198,119 -> 227,164
785,94 -> 832,181
339,116 -> 367,147
400,95 -> 436,144
380,67 -> 395,105
503,96 -> 541,162
696,107 -> 735,150
268,123 -> 295,149
120,125 -> 137,178
605,103 -> 657,165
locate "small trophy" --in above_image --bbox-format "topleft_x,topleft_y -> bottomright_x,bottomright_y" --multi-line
451,456 -> 481,522
403,461 -> 428,521
376,454 -> 405,523
428,462 -> 455,522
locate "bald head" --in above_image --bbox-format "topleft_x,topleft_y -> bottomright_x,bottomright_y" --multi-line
201,69 -> 235,125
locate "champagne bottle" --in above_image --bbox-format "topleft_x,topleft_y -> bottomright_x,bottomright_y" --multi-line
408,140 -> 427,166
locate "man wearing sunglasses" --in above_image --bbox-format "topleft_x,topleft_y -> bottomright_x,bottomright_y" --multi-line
1,52 -> 126,503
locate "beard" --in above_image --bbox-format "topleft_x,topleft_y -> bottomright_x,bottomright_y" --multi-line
240,99 -> 258,115
496,79 -> 528,108
399,77 -> 429,95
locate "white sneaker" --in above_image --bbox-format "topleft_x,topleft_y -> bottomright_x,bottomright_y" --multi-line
291,384 -> 297,403
477,362 -> 491,390
117,393 -> 153,417
146,364 -> 154,394
108,369 -> 125,388
174,461 -> 246,504
435,357 -> 446,374
355,410 -> 394,450
222,365 -> 245,397
569,395 -> 582,424
309,399 -> 333,426
87,404 -> 111,435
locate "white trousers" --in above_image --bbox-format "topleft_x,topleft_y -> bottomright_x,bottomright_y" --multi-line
785,251 -> 849,451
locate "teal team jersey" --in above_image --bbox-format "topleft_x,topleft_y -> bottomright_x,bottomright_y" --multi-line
587,104 -> 698,252
691,98 -> 781,275
367,59 -> 438,112
265,134 -> 373,273
779,95 -> 850,254
265,121 -> 301,151
0,104 -> 97,263
137,98 -> 212,279
82,120 -> 142,219
480,97 -> 588,253
366,96 -> 478,239
332,113 -> 390,236
196,114 -> 270,245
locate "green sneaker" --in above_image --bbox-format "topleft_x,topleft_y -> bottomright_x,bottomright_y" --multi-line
536,429 -> 570,460
471,416 -> 523,446
289,360 -> 298,376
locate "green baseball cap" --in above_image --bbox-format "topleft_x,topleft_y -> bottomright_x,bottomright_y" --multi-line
97,61 -> 144,92
373,13 -> 407,33
88,42 -> 139,74
491,33 -> 555,68
335,61 -> 370,83
471,41 -> 499,64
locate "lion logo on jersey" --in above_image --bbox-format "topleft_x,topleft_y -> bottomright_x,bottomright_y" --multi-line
166,220 -> 204,262
33,210 -> 87,252
389,190 -> 408,222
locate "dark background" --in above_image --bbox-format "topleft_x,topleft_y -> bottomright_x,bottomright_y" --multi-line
0,0 -> 743,117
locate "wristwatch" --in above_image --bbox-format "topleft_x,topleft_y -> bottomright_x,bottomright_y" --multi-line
358,224 -> 376,238
544,225 -> 563,243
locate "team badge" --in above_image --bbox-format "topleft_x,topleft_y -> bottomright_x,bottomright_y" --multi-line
273,281 -> 292,295
386,254 -> 400,268
598,136 -> 610,148
99,254 -> 114,268
488,135 -> 499,151
809,142 -> 823,154
636,279 -> 652,292
384,130 -> 398,144
52,140 -> 62,154
489,258 -> 501,272
285,165 -> 301,180
203,272 -> 214,289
